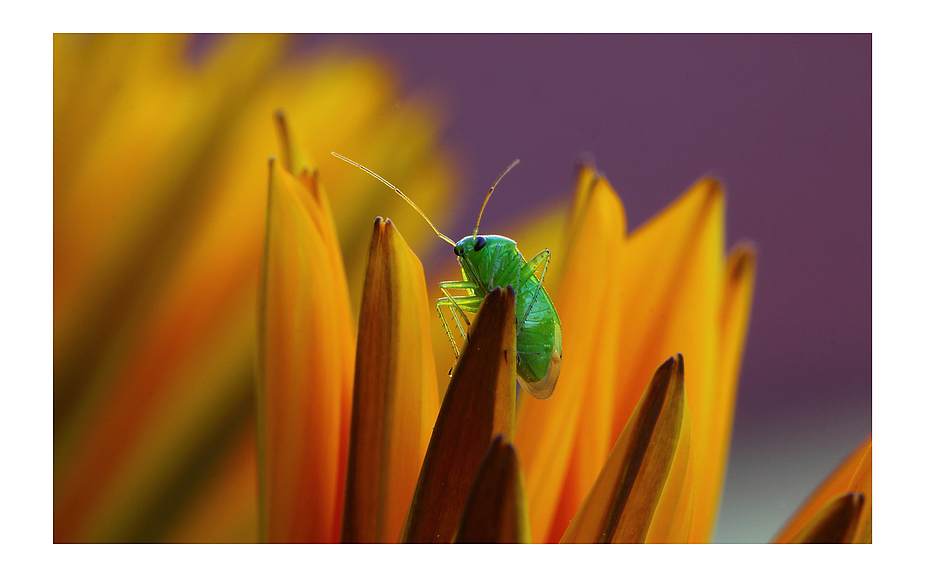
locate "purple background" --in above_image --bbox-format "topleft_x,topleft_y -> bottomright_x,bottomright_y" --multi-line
296,34 -> 872,542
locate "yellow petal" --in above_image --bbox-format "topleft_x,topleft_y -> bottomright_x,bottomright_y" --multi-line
785,492 -> 866,544
617,177 -> 726,542
341,218 -> 439,543
455,435 -> 531,544
402,287 -> 518,543
514,165 -> 627,543
560,354 -> 686,543
644,383 -> 694,543
701,242 -> 758,532
774,435 -> 872,543
256,159 -> 355,543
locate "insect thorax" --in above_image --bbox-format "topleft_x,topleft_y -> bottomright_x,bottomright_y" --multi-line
455,235 -> 522,293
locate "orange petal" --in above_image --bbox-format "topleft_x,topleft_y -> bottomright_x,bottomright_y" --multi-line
560,355 -> 686,543
774,435 -> 872,543
402,286 -> 518,543
701,243 -> 758,531
341,218 -> 439,543
256,159 -> 355,543
514,165 -> 627,543
644,380 -> 694,544
847,439 -> 872,543
618,177 -> 726,542
784,493 -> 866,544
455,435 -> 531,544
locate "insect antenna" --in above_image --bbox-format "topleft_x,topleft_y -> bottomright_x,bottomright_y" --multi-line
331,152 -> 455,246
473,159 -> 520,239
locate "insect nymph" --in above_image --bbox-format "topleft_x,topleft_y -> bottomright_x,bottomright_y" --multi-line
332,152 -> 562,400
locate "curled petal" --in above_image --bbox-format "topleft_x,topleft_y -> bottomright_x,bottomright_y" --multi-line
402,287 -> 518,543
341,218 -> 439,543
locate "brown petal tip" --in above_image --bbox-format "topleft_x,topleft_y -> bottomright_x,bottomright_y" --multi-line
455,435 -> 530,544
401,287 -> 518,543
561,354 -> 686,544
788,492 -> 866,544
342,216 -> 438,543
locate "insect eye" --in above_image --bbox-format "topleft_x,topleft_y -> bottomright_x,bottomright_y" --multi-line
454,245 -> 463,257
474,236 -> 487,251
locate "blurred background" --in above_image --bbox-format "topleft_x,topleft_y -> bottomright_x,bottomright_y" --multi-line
294,34 -> 871,542
54,33 -> 870,543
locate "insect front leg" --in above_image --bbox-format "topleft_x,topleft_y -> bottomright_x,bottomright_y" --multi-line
436,292 -> 489,375
435,301 -> 461,359
517,249 -> 551,334
439,280 -> 481,332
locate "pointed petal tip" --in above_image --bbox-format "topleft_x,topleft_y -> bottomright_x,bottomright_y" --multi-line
561,354 -> 686,544
401,286 -> 517,543
790,492 -> 866,544
729,241 -> 759,273
698,174 -> 725,196
455,434 -> 529,544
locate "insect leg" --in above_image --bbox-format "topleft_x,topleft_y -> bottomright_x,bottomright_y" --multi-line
517,249 -> 551,334
439,280 -> 480,332
435,301 -> 462,359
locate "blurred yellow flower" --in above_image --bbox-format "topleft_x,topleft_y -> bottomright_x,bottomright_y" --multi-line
53,33 -> 454,543
54,33 -> 871,544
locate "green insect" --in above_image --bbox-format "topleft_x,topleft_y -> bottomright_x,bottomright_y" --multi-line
332,152 -> 562,400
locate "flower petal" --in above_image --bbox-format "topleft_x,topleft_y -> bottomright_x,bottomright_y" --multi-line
341,218 -> 439,543
784,493 -> 866,544
701,242 -> 758,529
454,435 -> 531,544
560,354 -> 687,543
617,177 -> 726,542
402,287 -> 518,543
514,165 -> 627,543
774,435 -> 872,543
256,159 -> 355,543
